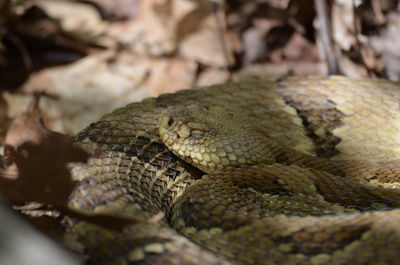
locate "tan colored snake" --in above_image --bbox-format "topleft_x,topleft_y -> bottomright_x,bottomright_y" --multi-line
68,76 -> 400,265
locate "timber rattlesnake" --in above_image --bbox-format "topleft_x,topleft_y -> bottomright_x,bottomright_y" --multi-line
68,76 -> 400,265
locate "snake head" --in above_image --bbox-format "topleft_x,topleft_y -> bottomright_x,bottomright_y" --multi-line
159,105 -> 213,167
159,105 -> 273,173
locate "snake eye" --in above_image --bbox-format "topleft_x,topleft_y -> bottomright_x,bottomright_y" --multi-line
190,129 -> 205,139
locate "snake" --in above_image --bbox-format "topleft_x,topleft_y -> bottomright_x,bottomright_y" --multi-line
66,76 -> 400,265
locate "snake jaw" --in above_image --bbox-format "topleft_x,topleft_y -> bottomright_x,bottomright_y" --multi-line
159,114 -> 196,151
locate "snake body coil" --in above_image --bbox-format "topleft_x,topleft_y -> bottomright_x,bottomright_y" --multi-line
68,76 -> 400,265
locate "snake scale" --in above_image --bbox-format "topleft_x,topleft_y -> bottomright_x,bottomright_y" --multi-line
67,76 -> 400,265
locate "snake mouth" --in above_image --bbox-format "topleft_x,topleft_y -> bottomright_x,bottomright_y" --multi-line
159,130 -> 175,147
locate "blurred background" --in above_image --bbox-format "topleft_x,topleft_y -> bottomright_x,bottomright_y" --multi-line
1,0 -> 400,137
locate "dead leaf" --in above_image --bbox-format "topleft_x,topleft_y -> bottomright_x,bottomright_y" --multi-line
14,5 -> 97,55
1,94 -> 87,188
147,58 -> 197,94
84,0 -> 141,20
370,12 -> 400,80
280,33 -> 322,76
0,92 -> 156,233
331,0 -> 356,52
180,25 -> 230,67
196,67 -> 230,87
35,0 -> 108,45
175,0 -> 214,42
179,13 -> 233,67
1,129 -> 147,232
337,52 -> 369,78
18,51 -> 152,134
108,0 -> 195,56
282,33 -> 319,61
242,26 -> 268,65
2,95 -> 51,179
4,95 -> 49,148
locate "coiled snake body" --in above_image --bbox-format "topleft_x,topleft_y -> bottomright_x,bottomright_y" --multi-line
68,76 -> 400,265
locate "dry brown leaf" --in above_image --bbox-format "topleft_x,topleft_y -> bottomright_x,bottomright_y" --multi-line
12,49 -> 200,134
84,0 -> 141,20
338,53 -> 369,78
3,92 -> 86,135
1,95 -> 81,181
325,0 -> 373,77
279,33 -> 323,76
108,0 -> 195,56
370,13 -> 400,80
242,27 -> 268,65
196,68 -> 230,87
0,94 -> 86,199
18,51 -> 152,134
175,0 -> 215,41
108,0 -> 231,67
146,58 -> 197,94
282,33 -> 319,61
4,96 -> 49,148
1,130 -> 145,232
179,13 -> 233,67
0,97 -> 147,232
35,0 -> 108,45
331,0 -> 356,51
179,26 -> 230,67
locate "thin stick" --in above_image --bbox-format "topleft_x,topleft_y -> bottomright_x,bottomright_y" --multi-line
211,1 -> 233,78
314,0 -> 340,75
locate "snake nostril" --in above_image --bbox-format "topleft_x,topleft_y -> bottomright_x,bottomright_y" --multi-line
167,117 -> 174,127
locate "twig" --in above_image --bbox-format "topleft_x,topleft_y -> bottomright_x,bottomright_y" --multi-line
314,0 -> 340,75
211,1 -> 233,79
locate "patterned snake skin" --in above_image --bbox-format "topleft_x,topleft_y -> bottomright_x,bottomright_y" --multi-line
67,76 -> 400,265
